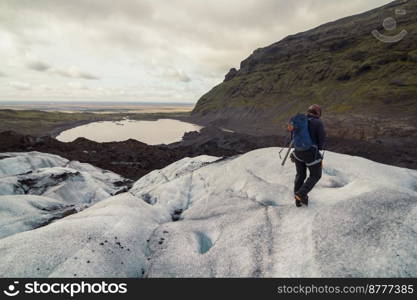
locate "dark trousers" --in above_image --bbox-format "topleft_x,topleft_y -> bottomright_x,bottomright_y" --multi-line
294,159 -> 322,197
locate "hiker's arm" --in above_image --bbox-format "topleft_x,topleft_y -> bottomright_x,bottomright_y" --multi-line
317,121 -> 326,150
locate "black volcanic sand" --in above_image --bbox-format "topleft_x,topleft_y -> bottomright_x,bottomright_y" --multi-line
0,127 -> 415,183
1,128 -> 268,181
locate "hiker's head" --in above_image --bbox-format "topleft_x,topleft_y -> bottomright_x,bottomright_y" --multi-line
307,104 -> 322,118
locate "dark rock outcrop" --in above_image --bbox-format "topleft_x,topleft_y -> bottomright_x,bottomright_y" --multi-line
167,126 -> 278,156
1,130 -> 270,180
224,68 -> 238,82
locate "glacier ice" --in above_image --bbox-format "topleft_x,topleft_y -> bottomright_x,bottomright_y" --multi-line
0,195 -> 74,239
0,152 -> 131,238
0,149 -> 416,277
0,152 -> 68,177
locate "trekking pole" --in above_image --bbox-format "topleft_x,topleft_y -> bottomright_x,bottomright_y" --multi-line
278,131 -> 292,159
281,140 -> 294,166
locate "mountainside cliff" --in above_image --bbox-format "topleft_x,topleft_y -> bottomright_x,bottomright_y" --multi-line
192,0 -> 417,144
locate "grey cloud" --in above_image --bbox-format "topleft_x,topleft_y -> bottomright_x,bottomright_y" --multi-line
0,0 -> 391,101
178,72 -> 191,83
67,82 -> 91,90
8,81 -> 31,91
0,71 -> 6,77
162,69 -> 191,83
75,0 -> 389,74
77,72 -> 100,81
52,68 -> 100,80
2,0 -> 153,23
27,61 -> 51,72
24,59 -> 100,80
2,1 -> 391,50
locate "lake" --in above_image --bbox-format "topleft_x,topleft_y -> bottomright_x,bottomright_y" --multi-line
56,119 -> 202,145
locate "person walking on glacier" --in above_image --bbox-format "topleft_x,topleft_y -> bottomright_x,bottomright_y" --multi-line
288,104 -> 326,207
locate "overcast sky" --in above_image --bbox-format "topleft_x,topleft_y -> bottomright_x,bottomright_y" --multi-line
0,0 -> 391,103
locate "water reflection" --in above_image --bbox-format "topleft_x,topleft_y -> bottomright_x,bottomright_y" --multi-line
56,119 -> 202,145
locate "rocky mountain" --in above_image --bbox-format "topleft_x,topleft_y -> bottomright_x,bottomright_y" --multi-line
0,149 -> 416,277
191,0 -> 417,146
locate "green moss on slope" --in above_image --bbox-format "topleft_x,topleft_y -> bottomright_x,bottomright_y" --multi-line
192,0 -> 417,128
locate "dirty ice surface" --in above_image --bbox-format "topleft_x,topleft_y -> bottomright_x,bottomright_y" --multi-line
0,152 -> 131,238
0,149 -> 416,277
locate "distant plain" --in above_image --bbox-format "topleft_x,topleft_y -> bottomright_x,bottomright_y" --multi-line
0,101 -> 194,137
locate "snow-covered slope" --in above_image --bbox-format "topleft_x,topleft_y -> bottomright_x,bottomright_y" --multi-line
0,152 -> 131,238
0,149 -> 416,277
0,152 -> 129,201
0,195 -> 75,239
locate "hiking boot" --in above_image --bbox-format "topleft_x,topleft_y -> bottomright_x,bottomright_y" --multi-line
295,193 -> 308,207
301,195 -> 309,206
294,194 -> 302,207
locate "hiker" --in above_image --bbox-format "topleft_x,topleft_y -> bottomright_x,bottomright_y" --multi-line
289,104 -> 326,207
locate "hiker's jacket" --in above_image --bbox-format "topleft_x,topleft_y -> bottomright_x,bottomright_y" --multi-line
291,114 -> 326,166
307,115 -> 326,150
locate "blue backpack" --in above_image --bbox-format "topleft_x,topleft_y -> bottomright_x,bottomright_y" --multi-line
290,114 -> 313,151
